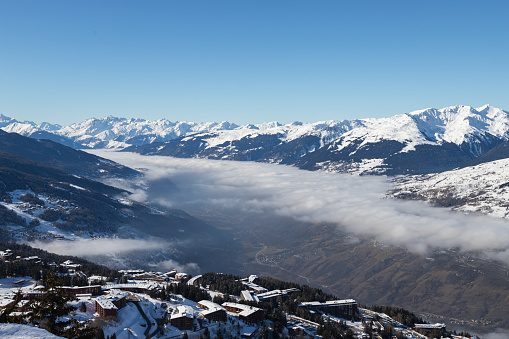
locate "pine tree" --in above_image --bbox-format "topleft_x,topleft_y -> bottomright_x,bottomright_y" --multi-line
27,271 -> 76,336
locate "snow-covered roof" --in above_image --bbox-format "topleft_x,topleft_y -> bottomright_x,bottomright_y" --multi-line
187,274 -> 202,286
105,289 -> 129,300
119,269 -> 145,274
0,299 -> 15,307
241,290 -> 256,302
300,299 -> 357,307
222,302 -> 262,317
171,305 -> 195,319
59,285 -> 101,291
95,296 -> 117,310
198,300 -> 225,316
255,288 -> 300,301
102,282 -> 158,290
241,281 -> 268,293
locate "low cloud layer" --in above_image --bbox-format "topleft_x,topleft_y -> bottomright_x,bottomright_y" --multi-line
30,238 -> 200,273
484,329 -> 509,339
92,150 -> 509,262
157,259 -> 200,275
29,238 -> 166,257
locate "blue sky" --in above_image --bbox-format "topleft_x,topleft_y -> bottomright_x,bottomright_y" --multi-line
1,1 -> 508,125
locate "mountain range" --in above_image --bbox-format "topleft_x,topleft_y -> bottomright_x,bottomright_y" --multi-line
2,106 -> 509,330
3,104 -> 509,175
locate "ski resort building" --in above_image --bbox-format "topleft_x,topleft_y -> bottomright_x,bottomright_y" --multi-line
241,281 -> 268,293
170,305 -> 195,330
0,299 -> 15,310
198,300 -> 227,322
222,302 -> 264,323
299,299 -> 362,321
415,323 -> 446,335
95,289 -> 128,319
241,288 -> 300,303
58,285 -> 102,296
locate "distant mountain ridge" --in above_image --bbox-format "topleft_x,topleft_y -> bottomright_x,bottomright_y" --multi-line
4,104 -> 509,175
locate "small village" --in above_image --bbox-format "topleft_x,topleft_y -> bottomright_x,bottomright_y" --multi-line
0,248 -> 478,339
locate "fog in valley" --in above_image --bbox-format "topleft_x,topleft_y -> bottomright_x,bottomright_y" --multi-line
92,150 -> 509,265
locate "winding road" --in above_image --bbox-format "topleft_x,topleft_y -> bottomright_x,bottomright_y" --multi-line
129,300 -> 152,338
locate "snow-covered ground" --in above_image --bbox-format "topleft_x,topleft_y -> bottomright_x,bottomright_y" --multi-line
0,277 -> 38,297
0,189 -> 85,241
0,323 -> 63,339
390,158 -> 509,219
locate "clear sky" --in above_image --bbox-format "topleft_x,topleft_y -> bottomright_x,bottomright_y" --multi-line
1,1 -> 508,125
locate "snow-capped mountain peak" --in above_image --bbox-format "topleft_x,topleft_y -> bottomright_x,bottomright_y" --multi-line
405,104 -> 509,146
3,104 -> 509,176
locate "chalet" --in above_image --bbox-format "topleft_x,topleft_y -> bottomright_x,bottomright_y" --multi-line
222,302 -> 264,323
14,300 -> 30,312
197,300 -> 227,322
170,305 -> 195,330
0,299 -> 32,313
298,299 -> 362,321
95,289 -> 128,319
0,299 -> 15,310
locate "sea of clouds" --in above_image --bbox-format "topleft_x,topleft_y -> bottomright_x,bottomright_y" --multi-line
90,150 -> 509,264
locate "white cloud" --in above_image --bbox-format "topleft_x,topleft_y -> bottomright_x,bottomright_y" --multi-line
29,238 -> 166,257
157,259 -> 200,275
483,329 -> 509,339
90,150 -> 509,263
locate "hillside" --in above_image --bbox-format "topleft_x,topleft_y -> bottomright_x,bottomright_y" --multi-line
0,130 -> 138,179
235,215 -> 509,331
0,133 -> 238,273
389,157 -> 509,219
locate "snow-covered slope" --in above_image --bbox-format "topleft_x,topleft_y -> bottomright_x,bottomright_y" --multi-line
0,323 -> 63,339
390,158 -> 509,218
3,105 -> 509,175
